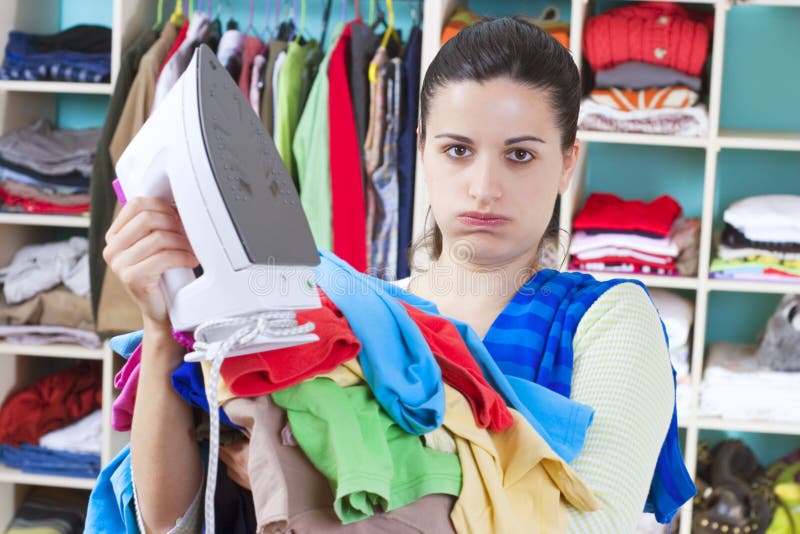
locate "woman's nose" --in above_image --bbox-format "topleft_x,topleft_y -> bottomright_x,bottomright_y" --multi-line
468,161 -> 502,204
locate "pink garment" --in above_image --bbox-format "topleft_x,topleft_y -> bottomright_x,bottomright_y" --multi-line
249,54 -> 266,114
111,343 -> 142,431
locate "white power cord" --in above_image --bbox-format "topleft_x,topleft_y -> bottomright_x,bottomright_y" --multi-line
189,311 -> 315,534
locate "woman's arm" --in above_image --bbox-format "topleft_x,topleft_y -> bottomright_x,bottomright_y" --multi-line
131,319 -> 203,532
103,197 -> 204,532
566,282 -> 675,533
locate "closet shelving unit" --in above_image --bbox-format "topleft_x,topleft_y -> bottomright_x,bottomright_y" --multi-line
0,0 -> 153,528
415,0 -> 800,532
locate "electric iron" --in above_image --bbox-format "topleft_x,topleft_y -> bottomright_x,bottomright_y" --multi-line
114,44 -> 322,361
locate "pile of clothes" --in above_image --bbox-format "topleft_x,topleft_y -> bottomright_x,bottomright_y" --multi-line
4,487 -> 89,534
649,289 -> 694,419
0,119 -> 99,215
0,236 -> 100,348
1,24 -> 111,83
711,195 -> 800,282
580,2 -> 713,137
0,361 -> 102,479
569,192 -> 700,276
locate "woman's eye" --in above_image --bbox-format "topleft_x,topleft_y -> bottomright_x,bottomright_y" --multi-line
507,149 -> 533,163
446,145 -> 472,158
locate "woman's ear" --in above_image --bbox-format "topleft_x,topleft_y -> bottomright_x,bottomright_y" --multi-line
558,140 -> 580,194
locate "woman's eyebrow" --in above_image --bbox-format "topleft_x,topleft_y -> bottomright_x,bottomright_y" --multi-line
505,135 -> 545,145
433,133 -> 473,143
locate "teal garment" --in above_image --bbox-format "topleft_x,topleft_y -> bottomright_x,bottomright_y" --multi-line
293,26 -> 343,251
271,378 -> 462,525
275,39 -> 319,180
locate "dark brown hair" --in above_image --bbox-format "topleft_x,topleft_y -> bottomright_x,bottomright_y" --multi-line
409,16 -> 580,271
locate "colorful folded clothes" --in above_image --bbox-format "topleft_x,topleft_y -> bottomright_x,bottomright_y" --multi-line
583,2 -> 713,76
5,486 -> 88,534
1,25 -> 111,83
589,86 -> 699,111
711,195 -> 800,283
578,99 -> 709,137
581,3 -> 712,136
570,193 -> 698,276
0,361 -> 102,446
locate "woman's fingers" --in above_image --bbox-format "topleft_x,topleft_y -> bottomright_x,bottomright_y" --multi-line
109,229 -> 197,276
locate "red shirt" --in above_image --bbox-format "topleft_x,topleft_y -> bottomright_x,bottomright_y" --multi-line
328,22 -> 368,272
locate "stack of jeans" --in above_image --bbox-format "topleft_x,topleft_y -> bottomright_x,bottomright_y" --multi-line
0,119 -> 100,215
1,24 -> 111,83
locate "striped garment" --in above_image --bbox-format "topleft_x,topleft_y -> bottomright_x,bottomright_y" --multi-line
481,269 -> 694,524
589,86 -> 699,111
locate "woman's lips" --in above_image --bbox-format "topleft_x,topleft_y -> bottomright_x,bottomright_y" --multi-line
457,212 -> 511,227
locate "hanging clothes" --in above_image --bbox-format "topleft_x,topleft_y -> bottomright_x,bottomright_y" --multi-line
260,40 -> 288,136
153,12 -> 211,111
275,40 -> 319,183
87,27 -> 157,319
328,22 -> 368,273
369,59 -> 401,279
237,36 -> 264,96
270,50 -> 287,136
293,26 -> 343,251
363,46 -> 390,270
248,53 -> 265,113
348,23 -> 381,186
396,26 -> 422,279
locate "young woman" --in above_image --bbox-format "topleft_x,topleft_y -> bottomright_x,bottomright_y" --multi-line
100,17 -> 693,533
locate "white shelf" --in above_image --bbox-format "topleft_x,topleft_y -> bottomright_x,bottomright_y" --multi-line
707,278 -> 800,294
696,417 -> 800,436
0,342 -> 104,360
733,0 -> 800,6
0,80 -> 112,95
718,129 -> 800,151
0,465 -> 95,490
573,270 -> 700,290
577,129 -> 709,148
0,212 -> 90,228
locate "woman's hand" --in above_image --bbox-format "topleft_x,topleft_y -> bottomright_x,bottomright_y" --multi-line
103,197 -> 199,331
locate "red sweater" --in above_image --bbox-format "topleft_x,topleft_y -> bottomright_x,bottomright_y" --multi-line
583,2 -> 713,76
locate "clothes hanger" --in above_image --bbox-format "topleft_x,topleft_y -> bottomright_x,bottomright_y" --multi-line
353,0 -> 362,22
244,0 -> 256,35
169,0 -> 185,26
153,0 -> 165,29
368,0 -> 397,83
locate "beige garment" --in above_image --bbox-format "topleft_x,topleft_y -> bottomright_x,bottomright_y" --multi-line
95,203 -> 143,334
363,47 -> 390,264
224,393 -> 457,534
0,286 -> 93,330
261,40 -> 288,136
108,22 -> 178,165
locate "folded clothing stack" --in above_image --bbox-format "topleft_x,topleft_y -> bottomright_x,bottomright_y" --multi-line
699,342 -> 800,424
0,236 -> 100,347
711,195 -> 800,282
649,289 -> 694,419
0,362 -> 102,478
440,7 -> 570,48
570,193 -> 699,276
5,486 -> 88,534
1,24 -> 111,83
580,2 -> 712,137
0,119 -> 99,215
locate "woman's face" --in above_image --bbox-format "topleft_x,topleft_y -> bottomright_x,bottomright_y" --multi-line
421,77 -> 578,268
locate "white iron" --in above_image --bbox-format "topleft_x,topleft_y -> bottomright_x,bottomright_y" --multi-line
115,44 -> 322,359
